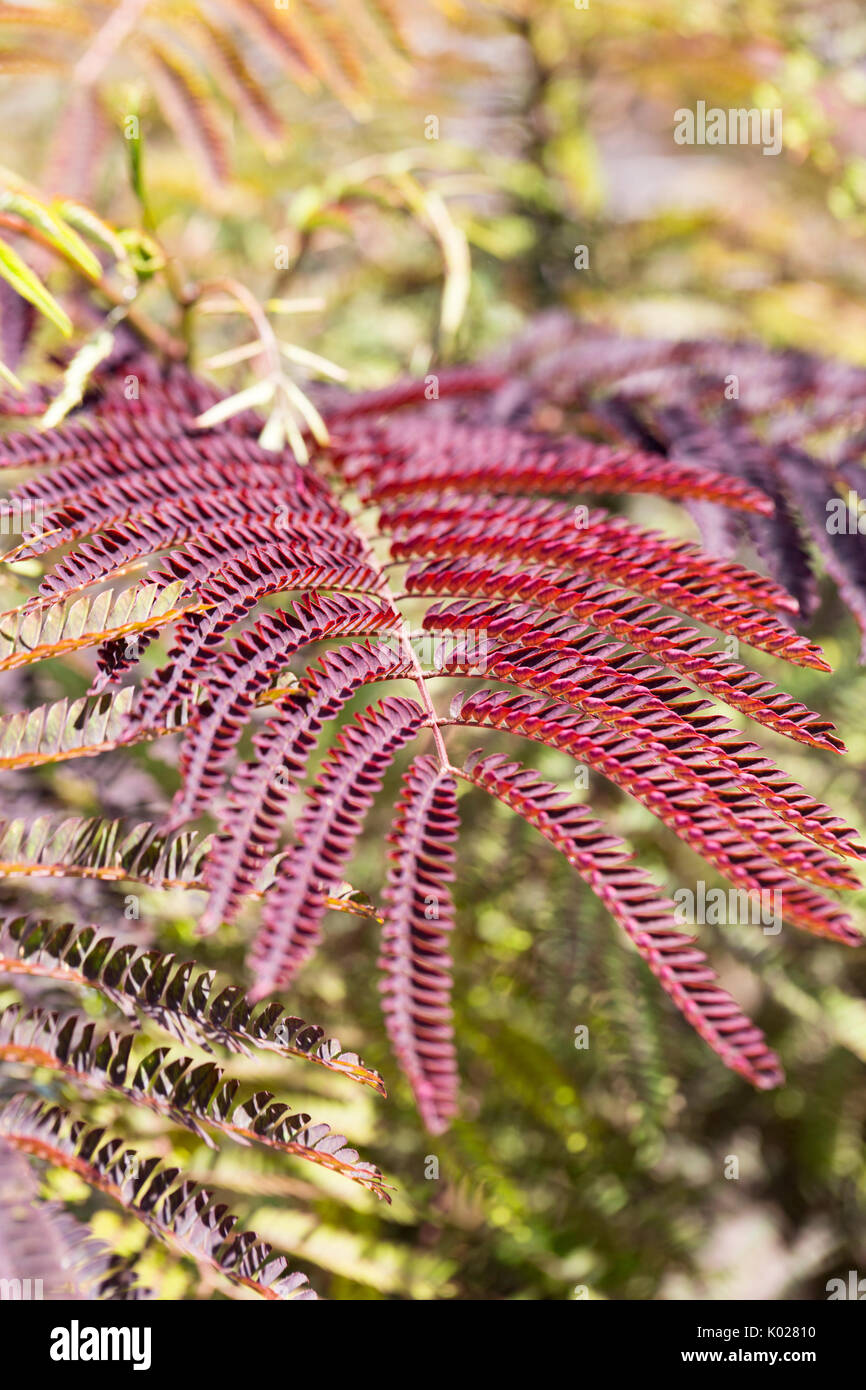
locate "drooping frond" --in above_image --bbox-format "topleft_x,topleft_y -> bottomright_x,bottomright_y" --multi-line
0,1096 -> 317,1299
249,697 -> 427,999
200,641 -> 415,933
429,633 -> 863,863
180,14 -> 282,144
379,756 -> 460,1134
0,1002 -> 388,1196
163,594 -> 402,829
137,41 -> 230,187
448,688 -> 861,946
0,915 -> 385,1093
419,589 -> 842,750
458,751 -> 784,1089
388,500 -> 829,669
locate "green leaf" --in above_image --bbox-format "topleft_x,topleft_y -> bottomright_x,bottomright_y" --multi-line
0,236 -> 71,336
54,200 -> 134,275
0,191 -> 101,280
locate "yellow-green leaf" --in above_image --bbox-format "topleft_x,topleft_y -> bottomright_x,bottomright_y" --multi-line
0,236 -> 71,336
0,191 -> 101,279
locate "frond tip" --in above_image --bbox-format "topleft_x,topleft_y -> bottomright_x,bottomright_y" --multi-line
379,756 -> 460,1134
460,751 -> 785,1091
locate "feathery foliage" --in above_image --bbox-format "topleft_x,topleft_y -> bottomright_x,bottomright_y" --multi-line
0,336 -> 862,1140
0,912 -> 389,1298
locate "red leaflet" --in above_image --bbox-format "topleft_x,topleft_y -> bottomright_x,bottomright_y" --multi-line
330,417 -> 774,512
389,504 -> 828,669
36,513 -> 364,604
461,751 -> 784,1090
321,366 -> 505,424
450,689 -> 860,944
386,493 -> 797,612
201,642 -> 415,933
166,594 -> 401,828
249,698 -> 426,1000
420,593 -> 844,750
379,756 -> 460,1135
